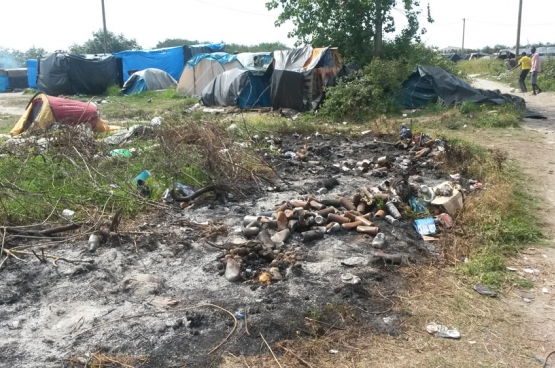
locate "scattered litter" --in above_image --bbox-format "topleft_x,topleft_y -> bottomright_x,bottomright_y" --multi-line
468,341 -> 477,345
523,268 -> 540,275
109,149 -> 133,157
414,218 -> 436,237
61,209 -> 75,219
329,350 -> 339,354
235,312 -> 244,319
399,125 -> 412,139
132,170 -> 151,183
543,287 -> 549,294
88,234 -> 100,253
341,273 -> 361,284
523,298 -> 532,303
151,116 -> 163,126
149,296 -> 179,308
506,267 -> 517,271
382,316 -> 396,324
361,130 -> 372,135
473,284 -> 497,297
426,322 -> 461,339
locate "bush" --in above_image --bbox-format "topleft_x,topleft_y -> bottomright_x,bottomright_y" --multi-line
320,43 -> 466,122
320,59 -> 406,122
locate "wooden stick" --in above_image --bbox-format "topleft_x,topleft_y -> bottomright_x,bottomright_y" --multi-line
260,332 -> 282,368
277,344 -> 315,368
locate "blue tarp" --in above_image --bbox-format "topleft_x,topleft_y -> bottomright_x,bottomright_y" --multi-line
183,43 -> 226,64
114,46 -> 185,82
0,74 -> 6,92
186,52 -> 239,69
27,59 -> 37,88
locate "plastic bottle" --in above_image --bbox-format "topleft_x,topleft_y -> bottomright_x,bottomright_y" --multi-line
372,233 -> 386,248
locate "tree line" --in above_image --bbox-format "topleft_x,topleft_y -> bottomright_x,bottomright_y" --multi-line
0,30 -> 288,68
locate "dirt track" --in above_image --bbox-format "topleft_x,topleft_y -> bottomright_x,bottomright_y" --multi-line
471,78 -> 555,361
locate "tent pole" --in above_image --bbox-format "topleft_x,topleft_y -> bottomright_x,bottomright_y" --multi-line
461,18 -> 465,53
101,0 -> 108,54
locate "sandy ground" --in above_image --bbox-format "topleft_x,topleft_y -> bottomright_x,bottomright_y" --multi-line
471,78 -> 555,361
0,92 -> 27,116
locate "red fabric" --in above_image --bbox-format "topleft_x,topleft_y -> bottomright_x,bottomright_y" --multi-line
45,95 -> 99,128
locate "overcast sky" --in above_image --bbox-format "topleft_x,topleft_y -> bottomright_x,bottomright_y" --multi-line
1,0 -> 554,53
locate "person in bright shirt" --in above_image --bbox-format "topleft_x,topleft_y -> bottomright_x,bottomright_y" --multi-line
513,51 -> 531,93
530,46 -> 542,95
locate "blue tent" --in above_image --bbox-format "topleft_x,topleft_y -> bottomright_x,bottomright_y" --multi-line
114,46 -> 185,83
27,59 -> 38,88
122,68 -> 177,95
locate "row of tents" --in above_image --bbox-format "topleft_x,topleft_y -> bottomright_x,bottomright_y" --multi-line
15,43 -> 343,112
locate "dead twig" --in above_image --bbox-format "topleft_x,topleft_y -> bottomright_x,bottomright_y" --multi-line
544,351 -> 555,368
4,223 -> 82,237
3,249 -> 93,267
74,303 -> 237,354
260,332 -> 282,368
277,343 -> 315,368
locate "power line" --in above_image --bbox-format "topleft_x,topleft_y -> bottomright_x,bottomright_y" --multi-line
193,0 -> 276,18
466,19 -> 555,27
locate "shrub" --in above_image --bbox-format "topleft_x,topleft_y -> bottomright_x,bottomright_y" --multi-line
320,59 -> 406,122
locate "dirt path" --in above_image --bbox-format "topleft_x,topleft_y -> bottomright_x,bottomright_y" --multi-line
0,92 -> 28,115
471,78 -> 555,363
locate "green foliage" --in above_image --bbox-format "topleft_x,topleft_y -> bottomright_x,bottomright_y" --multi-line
266,0 -> 430,64
225,42 -> 288,53
458,58 -> 507,77
155,39 -> 287,53
155,38 -> 211,48
320,44 -> 465,122
106,84 -> 122,97
0,46 -> 47,67
69,30 -> 141,54
319,59 -> 405,122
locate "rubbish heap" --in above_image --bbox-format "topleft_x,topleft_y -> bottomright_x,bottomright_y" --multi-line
218,126 -> 482,283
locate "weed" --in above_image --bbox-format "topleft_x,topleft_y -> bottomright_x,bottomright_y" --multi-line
106,84 -> 122,96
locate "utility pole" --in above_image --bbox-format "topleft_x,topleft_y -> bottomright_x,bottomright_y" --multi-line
101,0 -> 108,54
515,0 -> 523,59
462,18 -> 466,53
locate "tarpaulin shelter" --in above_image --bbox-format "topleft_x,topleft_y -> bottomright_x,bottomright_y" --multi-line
27,59 -> 38,88
176,53 -> 242,96
122,68 -> 177,95
37,53 -> 117,96
270,46 -> 343,110
114,46 -> 185,85
183,43 -> 226,64
201,68 -> 271,109
10,93 -> 111,135
0,68 -> 29,91
399,65 -> 526,109
236,52 -> 273,69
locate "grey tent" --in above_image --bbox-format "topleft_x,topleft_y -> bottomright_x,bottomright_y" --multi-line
201,68 -> 271,109
122,68 -> 177,95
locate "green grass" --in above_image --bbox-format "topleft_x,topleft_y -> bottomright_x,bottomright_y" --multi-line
0,114 -> 19,134
444,140 -> 545,289
460,57 -> 555,92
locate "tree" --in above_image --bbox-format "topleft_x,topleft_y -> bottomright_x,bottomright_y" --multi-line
69,30 -> 141,54
224,42 -> 288,53
155,38 -> 211,48
0,46 -> 47,67
266,0 -> 431,63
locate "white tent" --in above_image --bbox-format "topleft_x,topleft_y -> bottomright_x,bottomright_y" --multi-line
176,53 -> 242,96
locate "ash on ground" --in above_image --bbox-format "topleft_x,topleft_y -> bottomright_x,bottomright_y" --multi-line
0,131 -> 472,367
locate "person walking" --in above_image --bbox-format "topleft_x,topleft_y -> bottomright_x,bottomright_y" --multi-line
530,46 -> 542,95
513,51 -> 531,92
